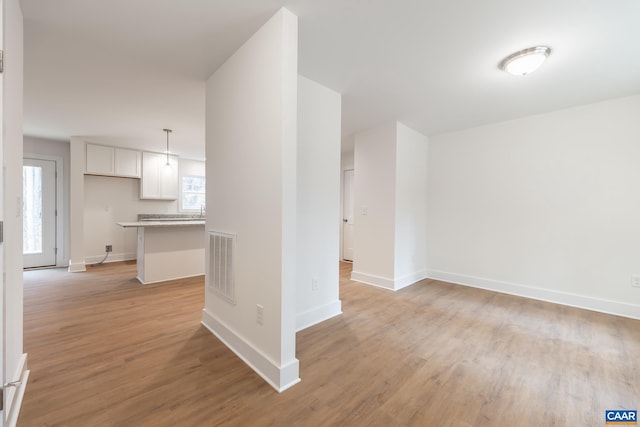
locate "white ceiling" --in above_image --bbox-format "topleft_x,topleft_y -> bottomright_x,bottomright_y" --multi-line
20,0 -> 640,158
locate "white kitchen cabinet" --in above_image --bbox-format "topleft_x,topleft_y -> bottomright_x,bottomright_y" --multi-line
114,148 -> 141,178
140,151 -> 179,200
86,143 -> 115,175
85,143 -> 141,178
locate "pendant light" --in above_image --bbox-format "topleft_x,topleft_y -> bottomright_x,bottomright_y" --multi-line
163,128 -> 172,168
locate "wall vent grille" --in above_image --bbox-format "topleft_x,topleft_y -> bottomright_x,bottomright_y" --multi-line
208,231 -> 236,304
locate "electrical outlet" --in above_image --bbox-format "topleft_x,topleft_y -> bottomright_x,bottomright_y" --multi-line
105,245 -> 112,253
632,274 -> 640,288
312,276 -> 319,291
256,304 -> 264,325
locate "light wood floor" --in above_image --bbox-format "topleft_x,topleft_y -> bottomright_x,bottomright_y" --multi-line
20,261 -> 639,426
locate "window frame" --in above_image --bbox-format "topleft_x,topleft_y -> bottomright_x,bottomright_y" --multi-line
179,174 -> 206,213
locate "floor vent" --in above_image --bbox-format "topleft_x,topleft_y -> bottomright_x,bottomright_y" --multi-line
208,231 -> 236,304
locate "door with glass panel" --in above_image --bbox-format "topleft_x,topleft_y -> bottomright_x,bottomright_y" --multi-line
23,158 -> 57,268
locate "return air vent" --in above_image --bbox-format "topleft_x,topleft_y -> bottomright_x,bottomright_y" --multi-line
208,231 -> 236,304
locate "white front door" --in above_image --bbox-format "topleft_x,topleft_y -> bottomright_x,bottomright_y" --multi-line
342,169 -> 355,261
23,158 -> 57,268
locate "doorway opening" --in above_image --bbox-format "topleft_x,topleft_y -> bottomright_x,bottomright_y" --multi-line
342,169 -> 354,262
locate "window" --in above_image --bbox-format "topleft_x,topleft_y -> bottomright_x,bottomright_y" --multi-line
23,165 -> 43,254
181,175 -> 206,211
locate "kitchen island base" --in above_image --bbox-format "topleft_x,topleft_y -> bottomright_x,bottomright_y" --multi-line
135,225 -> 205,284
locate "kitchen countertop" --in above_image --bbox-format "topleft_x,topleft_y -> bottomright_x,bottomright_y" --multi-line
117,220 -> 205,228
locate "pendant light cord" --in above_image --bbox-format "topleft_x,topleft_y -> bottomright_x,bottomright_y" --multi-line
163,128 -> 172,165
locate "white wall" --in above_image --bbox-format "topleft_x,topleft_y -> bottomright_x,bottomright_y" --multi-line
69,137 -> 86,271
352,122 -> 397,282
203,8 -> 299,392
427,94 -> 640,318
71,138 -> 203,265
83,175 -> 176,263
83,157 -> 203,262
395,123 -> 428,284
23,136 -> 71,265
4,0 -> 26,416
296,75 -> 342,331
351,121 -> 429,290
341,146 -> 354,171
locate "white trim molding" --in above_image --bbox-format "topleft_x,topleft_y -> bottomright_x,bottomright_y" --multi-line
350,271 -> 395,290
5,353 -> 30,427
24,152 -> 66,267
84,252 -> 136,265
351,270 -> 427,291
201,309 -> 301,393
427,269 -> 640,320
394,270 -> 428,290
138,273 -> 204,285
296,300 -> 342,332
67,260 -> 86,273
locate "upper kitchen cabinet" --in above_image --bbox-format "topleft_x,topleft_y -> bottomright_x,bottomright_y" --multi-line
85,143 -> 141,178
114,148 -> 142,178
85,143 -> 114,175
140,151 -> 179,200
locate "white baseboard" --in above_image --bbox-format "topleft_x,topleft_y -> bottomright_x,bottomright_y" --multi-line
427,269 -> 640,320
70,253 -> 136,272
84,252 -> 136,265
68,260 -> 86,273
5,353 -> 30,427
201,309 -> 300,392
138,273 -> 204,285
394,270 -> 428,290
296,300 -> 342,332
350,271 -> 395,290
351,270 -> 427,291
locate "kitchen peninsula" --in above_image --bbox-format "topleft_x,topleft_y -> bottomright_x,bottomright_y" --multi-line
117,214 -> 205,284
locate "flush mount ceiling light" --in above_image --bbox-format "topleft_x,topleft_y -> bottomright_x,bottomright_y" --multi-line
499,46 -> 551,76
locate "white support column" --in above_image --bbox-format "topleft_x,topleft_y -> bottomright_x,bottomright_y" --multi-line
202,7 -> 300,392
351,121 -> 428,290
68,137 -> 86,272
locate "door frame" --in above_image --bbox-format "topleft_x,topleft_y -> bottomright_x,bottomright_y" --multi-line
341,168 -> 354,262
24,153 -> 64,267
2,0 -> 28,425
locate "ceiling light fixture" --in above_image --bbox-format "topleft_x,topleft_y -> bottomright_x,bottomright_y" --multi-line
499,46 -> 551,76
163,128 -> 172,167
